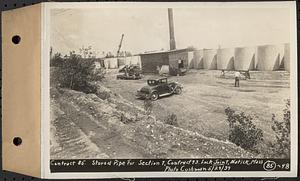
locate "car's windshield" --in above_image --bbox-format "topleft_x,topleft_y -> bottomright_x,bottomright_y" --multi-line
159,79 -> 167,84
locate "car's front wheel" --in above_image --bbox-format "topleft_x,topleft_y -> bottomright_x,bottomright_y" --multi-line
150,92 -> 159,101
174,87 -> 182,95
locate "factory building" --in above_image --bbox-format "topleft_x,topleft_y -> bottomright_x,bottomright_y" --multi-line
168,49 -> 194,75
139,51 -> 169,74
139,48 -> 193,75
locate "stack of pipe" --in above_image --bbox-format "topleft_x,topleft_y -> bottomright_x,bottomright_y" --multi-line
104,57 -> 118,69
257,44 -> 282,71
193,50 -> 204,69
217,48 -> 235,70
187,52 -> 194,69
284,43 -> 290,72
234,47 -> 256,71
125,56 -> 142,67
203,49 -> 217,70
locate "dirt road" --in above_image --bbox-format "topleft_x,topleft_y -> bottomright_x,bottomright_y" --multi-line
50,69 -> 289,159
103,70 -> 290,142
50,86 -> 252,159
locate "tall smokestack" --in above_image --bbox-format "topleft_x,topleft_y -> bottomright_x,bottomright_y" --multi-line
168,8 -> 176,50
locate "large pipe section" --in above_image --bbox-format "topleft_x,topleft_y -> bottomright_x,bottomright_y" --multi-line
278,44 -> 285,69
125,56 -> 142,67
193,50 -> 204,69
203,49 -> 217,69
234,47 -> 256,71
217,48 -> 235,70
187,52 -> 194,69
257,44 -> 284,71
284,43 -> 290,72
104,57 -> 118,69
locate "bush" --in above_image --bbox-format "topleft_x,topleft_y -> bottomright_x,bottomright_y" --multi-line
225,107 -> 264,151
269,99 -> 290,158
144,98 -> 153,117
120,114 -> 134,124
56,53 -> 105,94
164,113 -> 178,126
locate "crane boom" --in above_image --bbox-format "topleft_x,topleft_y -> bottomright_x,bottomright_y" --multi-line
117,34 -> 124,57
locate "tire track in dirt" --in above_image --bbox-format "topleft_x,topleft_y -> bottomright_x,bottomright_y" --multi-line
51,87 -> 255,159
57,94 -> 149,158
50,100 -> 108,159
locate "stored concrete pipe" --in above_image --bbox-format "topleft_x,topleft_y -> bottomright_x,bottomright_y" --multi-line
278,44 -> 285,70
187,51 -> 194,69
125,56 -> 141,67
117,58 -> 126,67
203,49 -> 217,70
106,57 -> 118,69
284,43 -> 290,72
159,65 -> 170,75
131,56 -> 141,66
103,58 -> 110,69
217,48 -> 235,70
193,50 -> 204,69
256,44 -> 282,71
125,56 -> 131,65
234,47 -> 256,71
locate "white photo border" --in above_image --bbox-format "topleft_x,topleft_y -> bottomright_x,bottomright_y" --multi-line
41,1 -> 298,179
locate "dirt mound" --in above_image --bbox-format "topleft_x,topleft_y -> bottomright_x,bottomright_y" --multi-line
50,83 -> 253,159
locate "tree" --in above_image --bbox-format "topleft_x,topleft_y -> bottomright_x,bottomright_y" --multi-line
56,53 -> 104,93
50,53 -> 63,67
164,113 -> 178,126
144,98 -> 153,117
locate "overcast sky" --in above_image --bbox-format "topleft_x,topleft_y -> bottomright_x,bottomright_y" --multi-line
50,5 -> 291,56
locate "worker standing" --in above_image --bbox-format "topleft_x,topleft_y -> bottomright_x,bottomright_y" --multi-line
234,71 -> 241,87
221,70 -> 225,78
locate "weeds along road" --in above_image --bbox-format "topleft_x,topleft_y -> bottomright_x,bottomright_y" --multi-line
103,70 -> 290,143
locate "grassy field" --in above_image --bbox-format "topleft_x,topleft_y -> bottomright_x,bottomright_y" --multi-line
103,69 -> 290,143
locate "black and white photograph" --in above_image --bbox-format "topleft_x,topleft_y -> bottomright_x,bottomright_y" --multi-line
47,2 -> 297,177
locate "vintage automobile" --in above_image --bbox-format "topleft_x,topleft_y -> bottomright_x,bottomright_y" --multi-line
136,77 -> 183,101
117,73 -> 142,80
117,65 -> 142,80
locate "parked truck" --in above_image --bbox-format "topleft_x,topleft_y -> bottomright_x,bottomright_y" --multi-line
117,65 -> 142,80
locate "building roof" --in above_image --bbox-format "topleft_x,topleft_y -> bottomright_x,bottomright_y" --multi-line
139,48 -> 192,56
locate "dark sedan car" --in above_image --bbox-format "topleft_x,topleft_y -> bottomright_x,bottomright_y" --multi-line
136,77 -> 183,101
